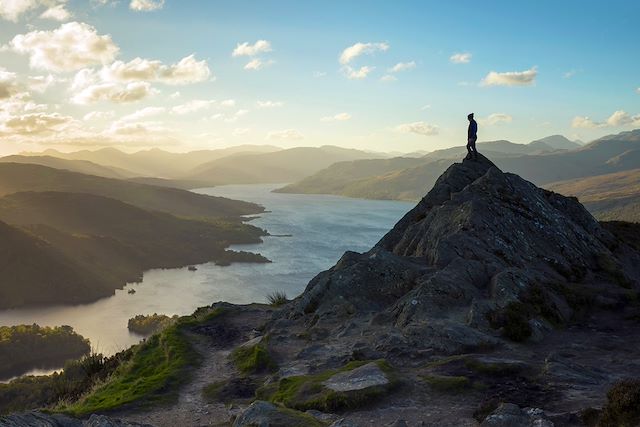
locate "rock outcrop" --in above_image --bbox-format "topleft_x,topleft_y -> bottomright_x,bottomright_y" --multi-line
287,155 -> 640,354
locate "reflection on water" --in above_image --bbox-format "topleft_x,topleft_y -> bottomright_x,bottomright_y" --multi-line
0,184 -> 412,362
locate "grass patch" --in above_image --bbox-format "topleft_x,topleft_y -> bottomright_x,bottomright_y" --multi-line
422,375 -> 471,393
597,379 -> 640,427
266,290 -> 289,307
231,341 -> 276,375
256,360 -> 393,412
202,377 -> 258,404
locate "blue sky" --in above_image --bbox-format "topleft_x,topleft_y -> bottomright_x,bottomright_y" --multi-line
0,0 -> 638,154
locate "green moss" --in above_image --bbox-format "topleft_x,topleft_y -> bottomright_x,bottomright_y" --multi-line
257,360 -> 393,413
422,375 -> 471,392
231,342 -> 276,375
598,379 -> 640,427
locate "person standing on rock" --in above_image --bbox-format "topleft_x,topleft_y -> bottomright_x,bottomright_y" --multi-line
466,113 -> 479,160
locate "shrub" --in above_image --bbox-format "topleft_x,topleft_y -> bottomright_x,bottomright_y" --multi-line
231,342 -> 276,375
598,379 -> 640,427
266,291 -> 289,307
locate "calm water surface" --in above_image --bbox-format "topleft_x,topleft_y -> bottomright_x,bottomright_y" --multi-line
0,184 -> 412,374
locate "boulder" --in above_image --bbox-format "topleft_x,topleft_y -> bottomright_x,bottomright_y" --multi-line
233,401 -> 322,427
480,403 -> 554,427
322,362 -> 389,392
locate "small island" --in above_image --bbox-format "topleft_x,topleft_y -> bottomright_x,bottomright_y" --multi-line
0,324 -> 90,380
127,314 -> 177,336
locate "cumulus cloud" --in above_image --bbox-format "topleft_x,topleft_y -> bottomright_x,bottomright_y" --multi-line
244,58 -> 274,70
480,113 -> 513,126
0,68 -> 19,99
256,100 -> 282,108
129,0 -> 164,11
9,22 -> 119,72
0,112 -> 73,135
572,110 -> 640,129
345,65 -> 374,80
120,106 -> 165,122
481,67 -> 538,86
101,55 -> 211,85
396,121 -> 439,136
380,74 -> 397,82
39,4 -> 71,21
27,74 -> 56,92
388,61 -> 416,73
321,112 -> 351,122
171,99 -> 215,115
220,99 -> 235,107
72,80 -> 156,104
83,110 -> 115,121
450,52 -> 472,64
266,129 -> 304,140
232,40 -> 272,57
339,42 -> 389,65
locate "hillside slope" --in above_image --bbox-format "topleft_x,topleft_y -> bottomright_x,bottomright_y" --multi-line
0,163 -> 263,219
0,156 -> 135,179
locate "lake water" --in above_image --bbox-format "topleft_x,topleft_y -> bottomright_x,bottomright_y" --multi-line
0,184 -> 412,377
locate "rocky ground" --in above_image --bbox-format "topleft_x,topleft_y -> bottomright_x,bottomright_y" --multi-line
3,155 -> 640,427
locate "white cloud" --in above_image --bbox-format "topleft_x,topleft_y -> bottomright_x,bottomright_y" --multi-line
72,80 -> 156,104
0,112 -> 73,135
171,99 -> 215,115
572,110 -> 640,129
396,121 -> 439,136
0,68 -> 19,99
102,55 -> 211,85
129,0 -> 164,11
345,65 -> 374,80
220,99 -> 235,107
39,4 -> 71,21
380,74 -> 397,82
232,40 -> 272,57
83,110 -> 115,121
232,128 -> 250,137
480,113 -> 513,126
563,70 -> 577,79
224,109 -> 249,122
169,91 -> 181,99
9,22 -> 119,72
313,71 -> 327,78
389,61 -> 416,73
120,106 -> 165,121
636,87 -> 640,95
481,67 -> 538,87
420,104 -> 431,110
27,74 -> 56,92
256,100 -> 283,108
321,112 -> 351,122
107,120 -> 166,135
450,52 -> 472,64
244,58 -> 274,70
267,129 -> 304,140
339,42 -> 389,65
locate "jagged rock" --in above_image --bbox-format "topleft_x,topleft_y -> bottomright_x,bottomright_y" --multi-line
288,155 -> 640,351
480,403 -> 554,426
233,401 -> 320,427
322,362 -> 389,392
0,412 -> 154,427
83,415 -> 154,427
328,419 -> 359,427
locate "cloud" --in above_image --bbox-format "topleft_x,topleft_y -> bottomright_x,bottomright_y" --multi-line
572,110 -> 640,129
83,110 -> 115,121
396,121 -> 439,136
232,128 -> 250,137
71,80 -> 156,104
450,52 -> 472,64
107,120 -> 167,135
0,112 -> 73,135
256,100 -> 282,108
102,55 -> 211,85
313,71 -> 327,78
480,113 -> 513,126
9,22 -> 119,72
232,40 -> 272,57
321,112 -> 351,122
220,99 -> 235,107
267,129 -> 304,140
120,106 -> 165,121
388,61 -> 416,73
171,99 -> 215,115
636,87 -> 640,95
27,74 -> 56,92
339,42 -> 389,65
39,4 -> 71,21
244,58 -> 274,70
345,65 -> 374,80
224,109 -> 249,122
380,74 -> 397,82
481,67 -> 538,86
129,0 -> 164,11
0,68 -> 19,99
563,70 -> 577,79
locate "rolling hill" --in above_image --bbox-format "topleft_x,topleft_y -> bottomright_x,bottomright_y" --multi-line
183,145 -> 385,185
0,191 -> 267,309
0,155 -> 135,179
0,163 -> 263,218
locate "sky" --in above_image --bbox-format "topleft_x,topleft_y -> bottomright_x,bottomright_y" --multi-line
0,0 -> 638,155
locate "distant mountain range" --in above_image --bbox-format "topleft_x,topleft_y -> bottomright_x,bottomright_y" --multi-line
277,130 -> 640,221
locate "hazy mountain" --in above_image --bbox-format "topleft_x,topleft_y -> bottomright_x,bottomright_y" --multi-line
528,134 -> 581,150
547,168 -> 640,221
0,191 -> 267,309
423,139 -> 560,161
0,163 -> 263,218
184,145 -> 383,185
0,155 -> 135,179
278,130 -> 640,204
21,145 -> 282,179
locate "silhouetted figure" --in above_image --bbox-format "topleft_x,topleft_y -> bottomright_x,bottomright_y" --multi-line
466,113 -> 478,160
